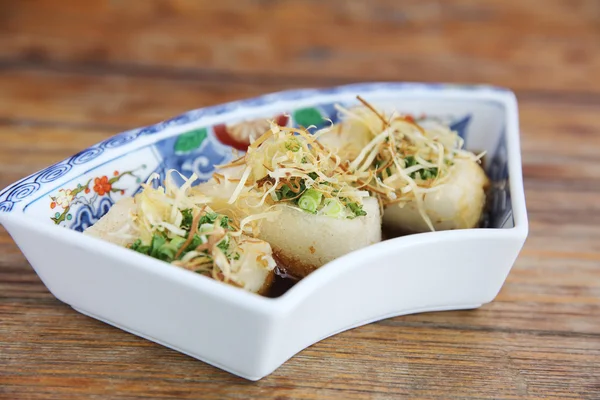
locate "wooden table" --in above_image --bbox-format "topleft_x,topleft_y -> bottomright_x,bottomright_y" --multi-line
1,1 -> 599,398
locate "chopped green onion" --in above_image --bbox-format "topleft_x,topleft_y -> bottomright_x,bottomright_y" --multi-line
281,185 -> 292,198
285,137 -> 301,152
321,198 -> 344,217
156,243 -> 177,261
130,239 -> 142,251
276,184 -> 300,201
169,236 -> 187,249
198,212 -> 218,225
199,223 -> 214,233
347,202 -> 367,218
146,235 -> 189,262
216,236 -> 230,253
219,215 -> 231,229
149,234 -> 167,258
404,156 -> 438,180
420,167 -> 438,180
180,208 -> 194,230
179,235 -> 207,261
297,189 -> 323,213
185,234 -> 203,253
405,156 -> 417,168
130,239 -> 150,255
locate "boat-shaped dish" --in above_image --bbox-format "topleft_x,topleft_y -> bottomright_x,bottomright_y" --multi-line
0,83 -> 528,380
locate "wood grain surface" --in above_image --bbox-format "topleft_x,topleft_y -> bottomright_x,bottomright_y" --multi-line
1,1 -> 599,399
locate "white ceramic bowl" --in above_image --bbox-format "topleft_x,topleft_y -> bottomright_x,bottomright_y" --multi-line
0,83 -> 528,380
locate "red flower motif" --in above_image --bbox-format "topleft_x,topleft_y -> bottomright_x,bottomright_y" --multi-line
50,202 -> 56,209
85,188 -> 90,194
93,176 -> 112,196
113,170 -> 119,176
214,115 -> 289,151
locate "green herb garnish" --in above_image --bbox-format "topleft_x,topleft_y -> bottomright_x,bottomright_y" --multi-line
275,184 -> 294,201
216,236 -> 230,253
219,215 -> 231,229
197,211 -> 231,229
131,234 -> 189,263
405,156 -> 438,180
199,212 -> 218,225
130,239 -> 150,255
275,179 -> 307,202
180,208 -> 194,230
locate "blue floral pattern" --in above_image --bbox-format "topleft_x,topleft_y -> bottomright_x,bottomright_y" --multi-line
150,131 -> 233,187
71,197 -> 115,232
485,128 -> 513,228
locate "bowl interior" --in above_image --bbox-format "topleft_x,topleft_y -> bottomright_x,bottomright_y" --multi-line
3,93 -> 513,232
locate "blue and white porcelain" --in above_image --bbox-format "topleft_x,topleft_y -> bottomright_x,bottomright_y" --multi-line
0,83 -> 528,380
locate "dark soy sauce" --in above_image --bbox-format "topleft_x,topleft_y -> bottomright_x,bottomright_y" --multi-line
265,266 -> 300,298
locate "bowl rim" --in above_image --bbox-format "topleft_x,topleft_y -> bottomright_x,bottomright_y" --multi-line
0,82 -> 528,311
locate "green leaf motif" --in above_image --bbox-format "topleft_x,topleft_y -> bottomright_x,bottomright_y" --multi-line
293,107 -> 324,128
174,128 -> 208,153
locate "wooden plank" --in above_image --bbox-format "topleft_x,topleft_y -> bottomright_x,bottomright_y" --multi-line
0,67 -> 295,129
1,66 -> 600,132
1,0 -> 599,93
0,299 -> 599,400
0,124 -> 113,188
